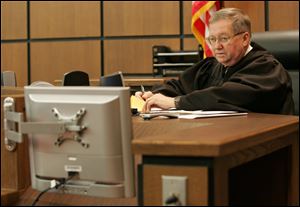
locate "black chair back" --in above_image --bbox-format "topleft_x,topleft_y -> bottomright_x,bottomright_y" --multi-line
252,30 -> 299,115
63,70 -> 90,86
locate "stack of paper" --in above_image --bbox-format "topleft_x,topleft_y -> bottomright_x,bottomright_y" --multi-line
130,95 -> 145,112
140,110 -> 248,120
130,95 -> 248,120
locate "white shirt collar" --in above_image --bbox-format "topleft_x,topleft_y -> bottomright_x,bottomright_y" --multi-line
244,44 -> 253,56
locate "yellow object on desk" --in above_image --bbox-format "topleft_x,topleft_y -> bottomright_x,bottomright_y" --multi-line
130,95 -> 145,112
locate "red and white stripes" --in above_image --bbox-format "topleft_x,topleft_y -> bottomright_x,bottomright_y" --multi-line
191,1 -> 220,58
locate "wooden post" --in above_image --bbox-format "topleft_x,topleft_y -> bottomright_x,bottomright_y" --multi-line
1,87 -> 30,205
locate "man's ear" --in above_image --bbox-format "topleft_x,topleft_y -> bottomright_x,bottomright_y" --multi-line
242,32 -> 251,46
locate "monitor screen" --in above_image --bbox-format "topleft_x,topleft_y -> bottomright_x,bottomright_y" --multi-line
24,86 -> 135,198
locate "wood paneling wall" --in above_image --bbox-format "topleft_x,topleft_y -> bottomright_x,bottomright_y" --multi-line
223,1 -> 265,32
269,1 -> 299,31
104,1 -> 180,36
30,1 -> 100,38
1,1 -> 299,86
1,43 -> 28,87
1,1 -> 27,40
104,39 -> 180,74
30,40 -> 101,82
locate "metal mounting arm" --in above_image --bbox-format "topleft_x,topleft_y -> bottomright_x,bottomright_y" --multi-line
3,97 -> 88,152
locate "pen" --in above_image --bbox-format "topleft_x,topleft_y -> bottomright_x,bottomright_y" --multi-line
141,85 -> 145,93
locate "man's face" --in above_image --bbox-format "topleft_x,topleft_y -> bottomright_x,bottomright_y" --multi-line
208,19 -> 250,66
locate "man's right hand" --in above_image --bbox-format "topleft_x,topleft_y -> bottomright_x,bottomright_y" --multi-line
135,91 -> 154,101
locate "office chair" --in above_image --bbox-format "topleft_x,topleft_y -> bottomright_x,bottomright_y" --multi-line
2,71 -> 17,87
100,71 -> 125,87
62,70 -> 90,86
252,30 -> 299,115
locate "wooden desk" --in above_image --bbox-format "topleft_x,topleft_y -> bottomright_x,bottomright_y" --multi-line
2,112 -> 298,206
132,113 -> 299,206
1,189 -> 19,206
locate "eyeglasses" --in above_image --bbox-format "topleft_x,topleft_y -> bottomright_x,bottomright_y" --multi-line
206,31 -> 246,45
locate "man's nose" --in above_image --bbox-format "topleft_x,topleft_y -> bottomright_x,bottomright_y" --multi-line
213,41 -> 223,49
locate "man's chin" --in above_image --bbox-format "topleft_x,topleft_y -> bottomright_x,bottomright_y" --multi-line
215,56 -> 228,64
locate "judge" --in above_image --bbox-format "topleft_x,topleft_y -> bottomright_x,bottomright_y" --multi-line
136,8 -> 294,115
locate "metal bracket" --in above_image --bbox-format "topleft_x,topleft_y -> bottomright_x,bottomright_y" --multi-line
52,108 -> 88,148
4,97 -> 17,151
3,97 -> 88,151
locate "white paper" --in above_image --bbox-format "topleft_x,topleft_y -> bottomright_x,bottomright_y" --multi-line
178,112 -> 248,119
140,110 -> 248,120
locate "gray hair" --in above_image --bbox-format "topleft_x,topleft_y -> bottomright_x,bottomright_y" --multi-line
209,8 -> 251,36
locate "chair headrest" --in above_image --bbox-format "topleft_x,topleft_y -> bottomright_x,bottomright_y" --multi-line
252,30 -> 299,70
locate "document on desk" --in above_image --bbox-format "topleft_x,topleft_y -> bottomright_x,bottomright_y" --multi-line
131,95 -> 145,112
140,110 -> 248,120
130,95 -> 248,119
130,95 -> 173,112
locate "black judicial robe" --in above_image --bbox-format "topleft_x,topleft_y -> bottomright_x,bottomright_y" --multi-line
152,42 -> 295,115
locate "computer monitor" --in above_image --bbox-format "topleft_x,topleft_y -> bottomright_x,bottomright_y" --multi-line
24,86 -> 135,198
99,71 -> 125,87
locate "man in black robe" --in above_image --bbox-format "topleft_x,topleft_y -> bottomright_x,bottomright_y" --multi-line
136,8 -> 294,115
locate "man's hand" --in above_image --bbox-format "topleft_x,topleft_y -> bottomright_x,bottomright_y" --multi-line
135,91 -> 154,100
142,93 -> 175,113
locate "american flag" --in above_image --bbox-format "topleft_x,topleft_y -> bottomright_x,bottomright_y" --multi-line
191,1 -> 220,58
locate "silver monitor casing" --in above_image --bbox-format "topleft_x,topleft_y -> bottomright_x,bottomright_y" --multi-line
24,86 -> 135,198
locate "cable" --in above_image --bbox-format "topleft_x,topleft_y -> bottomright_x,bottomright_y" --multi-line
31,186 -> 53,206
31,173 -> 77,206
